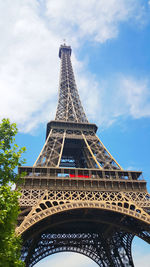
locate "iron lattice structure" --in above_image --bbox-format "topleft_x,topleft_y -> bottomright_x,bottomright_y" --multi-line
17,44 -> 150,267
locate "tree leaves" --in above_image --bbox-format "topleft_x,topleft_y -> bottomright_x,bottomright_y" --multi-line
0,119 -> 26,185
0,119 -> 25,266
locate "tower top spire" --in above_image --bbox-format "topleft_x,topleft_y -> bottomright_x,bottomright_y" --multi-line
63,38 -> 66,45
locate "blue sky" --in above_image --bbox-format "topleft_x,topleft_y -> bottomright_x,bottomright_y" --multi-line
0,0 -> 150,266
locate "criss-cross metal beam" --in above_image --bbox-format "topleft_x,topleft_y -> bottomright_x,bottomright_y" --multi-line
55,44 -> 88,123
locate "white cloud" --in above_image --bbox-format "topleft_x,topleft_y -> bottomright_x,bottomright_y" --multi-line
120,77 -> 150,118
134,254 -> 150,267
0,0 -> 60,132
46,0 -> 147,43
0,1 -> 66,132
0,0 -> 149,132
132,237 -> 150,267
35,252 -> 97,267
76,73 -> 150,129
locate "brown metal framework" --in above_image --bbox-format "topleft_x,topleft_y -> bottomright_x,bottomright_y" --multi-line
17,44 -> 150,266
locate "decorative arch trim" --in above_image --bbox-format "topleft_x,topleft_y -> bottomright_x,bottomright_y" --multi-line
16,193 -> 150,236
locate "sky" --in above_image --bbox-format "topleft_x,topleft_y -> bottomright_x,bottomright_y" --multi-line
0,0 -> 150,266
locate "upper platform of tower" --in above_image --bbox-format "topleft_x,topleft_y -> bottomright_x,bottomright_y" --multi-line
59,44 -> 72,58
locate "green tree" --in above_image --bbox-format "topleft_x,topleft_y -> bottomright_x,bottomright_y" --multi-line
0,119 -> 26,267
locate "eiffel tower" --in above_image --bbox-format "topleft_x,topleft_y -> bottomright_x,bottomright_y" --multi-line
17,44 -> 150,267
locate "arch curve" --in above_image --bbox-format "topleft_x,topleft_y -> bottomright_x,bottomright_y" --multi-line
22,231 -> 134,267
17,199 -> 150,237
19,196 -> 150,266
28,245 -> 100,267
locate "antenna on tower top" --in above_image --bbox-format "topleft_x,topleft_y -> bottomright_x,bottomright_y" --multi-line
63,38 -> 66,45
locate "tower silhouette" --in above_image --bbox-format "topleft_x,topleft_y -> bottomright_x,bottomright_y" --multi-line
17,44 -> 150,267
